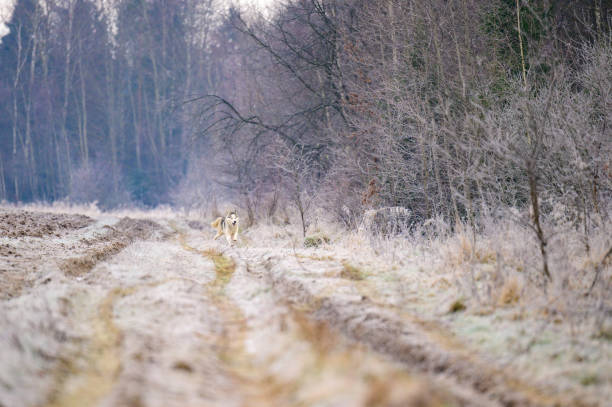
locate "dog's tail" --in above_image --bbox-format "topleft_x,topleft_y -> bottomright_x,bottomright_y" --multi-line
211,217 -> 222,229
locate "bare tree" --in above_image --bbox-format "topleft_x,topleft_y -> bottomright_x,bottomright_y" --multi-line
271,144 -> 320,237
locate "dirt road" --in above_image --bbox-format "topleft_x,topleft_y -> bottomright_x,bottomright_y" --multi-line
0,209 -> 602,406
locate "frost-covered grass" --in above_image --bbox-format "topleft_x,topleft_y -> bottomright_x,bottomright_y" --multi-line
238,208 -> 611,401
254,209 -> 611,321
1,201 -> 610,403
5,200 -> 609,317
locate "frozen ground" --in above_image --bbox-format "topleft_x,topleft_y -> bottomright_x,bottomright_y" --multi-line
0,207 -> 609,407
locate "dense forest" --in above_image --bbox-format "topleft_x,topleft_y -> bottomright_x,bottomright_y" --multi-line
1,0 -> 221,207
1,0 -> 610,232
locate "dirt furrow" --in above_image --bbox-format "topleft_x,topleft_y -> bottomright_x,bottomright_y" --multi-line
46,287 -> 127,407
176,228 -> 299,406
7,209 -> 598,407
44,219 -> 169,406
255,253 -> 596,407
178,226 -> 462,406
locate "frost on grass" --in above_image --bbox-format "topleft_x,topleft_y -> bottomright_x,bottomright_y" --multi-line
239,210 -> 612,403
0,204 -> 610,406
0,270 -> 96,407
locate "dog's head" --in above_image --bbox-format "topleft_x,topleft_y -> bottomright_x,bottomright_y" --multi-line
225,210 -> 239,226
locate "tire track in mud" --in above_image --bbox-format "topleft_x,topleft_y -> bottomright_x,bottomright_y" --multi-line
46,287 -> 128,407
45,270 -> 223,406
44,219 -> 152,407
37,216 -> 585,407
3,209 -> 603,406
176,229 -> 292,406
44,219 -> 180,407
45,221 -> 266,407
59,217 -> 164,277
176,227 -> 460,407
261,254 -> 596,407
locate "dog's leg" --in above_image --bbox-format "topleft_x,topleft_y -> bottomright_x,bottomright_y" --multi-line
213,230 -> 222,240
225,232 -> 233,246
232,225 -> 239,242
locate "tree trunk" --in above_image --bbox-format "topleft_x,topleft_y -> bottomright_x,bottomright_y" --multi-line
528,163 -> 552,282
61,1 -> 76,191
77,39 -> 89,167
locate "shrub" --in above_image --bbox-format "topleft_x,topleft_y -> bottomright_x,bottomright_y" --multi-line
304,234 -> 330,248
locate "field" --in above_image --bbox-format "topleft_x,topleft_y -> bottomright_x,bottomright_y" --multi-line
0,205 -> 610,407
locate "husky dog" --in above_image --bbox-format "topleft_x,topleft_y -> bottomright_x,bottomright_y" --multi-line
211,210 -> 240,245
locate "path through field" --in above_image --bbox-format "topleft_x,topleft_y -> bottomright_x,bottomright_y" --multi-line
0,209 -> 601,407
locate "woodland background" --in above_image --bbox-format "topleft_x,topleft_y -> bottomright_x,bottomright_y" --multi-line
1,0 -> 610,238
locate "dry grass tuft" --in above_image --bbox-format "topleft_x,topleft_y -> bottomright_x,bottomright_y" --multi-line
448,299 -> 466,313
443,228 -> 497,269
304,234 -> 331,248
340,261 -> 366,281
579,373 -> 600,386
594,326 -> 612,341
497,276 -> 522,306
172,361 -> 194,373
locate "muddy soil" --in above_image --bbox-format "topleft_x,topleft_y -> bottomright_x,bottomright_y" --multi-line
0,209 -> 93,238
1,209 -> 93,300
0,208 -> 606,407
